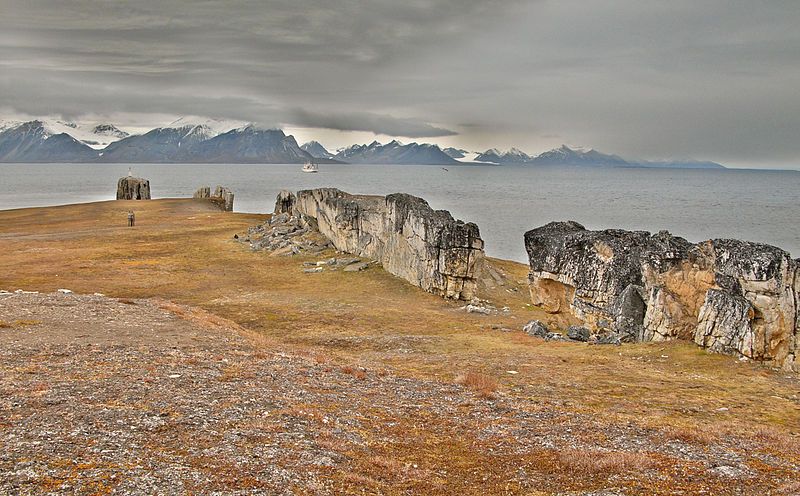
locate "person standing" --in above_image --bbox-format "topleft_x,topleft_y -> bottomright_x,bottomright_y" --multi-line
127,211 -> 135,227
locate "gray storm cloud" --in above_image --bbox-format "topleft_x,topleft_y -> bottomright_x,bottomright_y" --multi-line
1,0 -> 799,166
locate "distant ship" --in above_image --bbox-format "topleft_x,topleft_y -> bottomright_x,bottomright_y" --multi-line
302,160 -> 318,173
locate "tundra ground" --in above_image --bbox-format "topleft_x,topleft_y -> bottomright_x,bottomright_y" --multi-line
0,199 -> 798,494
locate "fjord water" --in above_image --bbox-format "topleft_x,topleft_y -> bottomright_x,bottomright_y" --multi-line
1,163 -> 798,262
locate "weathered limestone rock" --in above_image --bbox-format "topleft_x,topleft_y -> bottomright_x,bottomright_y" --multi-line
213,186 -> 235,212
194,185 -> 234,211
524,221 -> 799,370
292,188 -> 484,300
193,186 -> 211,199
275,190 -> 296,216
116,176 -> 150,200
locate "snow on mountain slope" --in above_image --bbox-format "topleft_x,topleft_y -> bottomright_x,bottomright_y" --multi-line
167,117 -> 246,138
1,119 -> 134,149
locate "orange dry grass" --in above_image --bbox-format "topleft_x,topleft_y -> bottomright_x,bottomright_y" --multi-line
557,449 -> 658,475
455,371 -> 498,399
662,426 -> 717,445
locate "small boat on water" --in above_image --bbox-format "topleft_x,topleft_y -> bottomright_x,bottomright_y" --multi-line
302,160 -> 319,173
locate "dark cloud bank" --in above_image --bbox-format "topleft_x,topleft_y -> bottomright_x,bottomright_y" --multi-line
1,0 -> 799,167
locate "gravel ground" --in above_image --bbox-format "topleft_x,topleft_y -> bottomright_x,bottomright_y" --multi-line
1,292 -> 797,495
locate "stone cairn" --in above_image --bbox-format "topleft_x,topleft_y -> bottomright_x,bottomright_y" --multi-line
116,176 -> 150,200
523,221 -> 799,370
194,185 -> 234,211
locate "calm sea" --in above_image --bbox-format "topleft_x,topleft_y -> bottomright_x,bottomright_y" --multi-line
1,163 -> 798,262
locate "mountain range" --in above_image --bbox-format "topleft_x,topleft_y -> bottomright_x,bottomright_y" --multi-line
330,140 -> 458,165
0,119 -> 724,168
472,145 -> 724,169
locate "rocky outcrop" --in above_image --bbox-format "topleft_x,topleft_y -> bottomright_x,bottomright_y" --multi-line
292,188 -> 484,300
194,185 -> 234,211
116,176 -> 151,200
525,221 -> 799,370
213,186 -> 235,212
193,186 -> 211,199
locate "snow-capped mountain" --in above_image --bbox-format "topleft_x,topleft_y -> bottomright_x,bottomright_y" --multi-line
99,124 -> 216,162
0,120 -> 22,133
50,120 -> 127,149
97,124 -> 322,163
0,120 -> 98,162
333,140 -> 457,165
301,140 -> 335,159
442,147 -> 468,159
475,147 -> 531,164
529,145 -> 628,166
0,119 -> 132,150
183,126 -> 318,163
167,117 -> 245,138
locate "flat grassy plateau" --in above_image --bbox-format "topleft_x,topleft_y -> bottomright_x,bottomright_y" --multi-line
0,198 -> 798,494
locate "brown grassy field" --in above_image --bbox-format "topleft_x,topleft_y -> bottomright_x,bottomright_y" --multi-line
1,198 -> 798,494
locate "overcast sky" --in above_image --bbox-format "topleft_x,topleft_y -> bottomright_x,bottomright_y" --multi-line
1,0 -> 799,167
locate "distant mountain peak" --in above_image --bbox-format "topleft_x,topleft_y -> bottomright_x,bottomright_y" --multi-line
301,140 -> 334,159
91,124 -> 129,139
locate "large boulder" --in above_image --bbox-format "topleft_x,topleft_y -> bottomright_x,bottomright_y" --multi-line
116,176 -> 150,200
524,221 -> 799,370
291,188 -> 484,300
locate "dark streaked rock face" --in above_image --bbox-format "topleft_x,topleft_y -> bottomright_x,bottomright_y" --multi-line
274,190 -> 296,216
116,176 -> 151,200
293,188 -> 483,300
524,221 -> 798,370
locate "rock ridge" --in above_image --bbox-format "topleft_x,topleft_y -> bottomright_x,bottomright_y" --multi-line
291,188 -> 484,300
